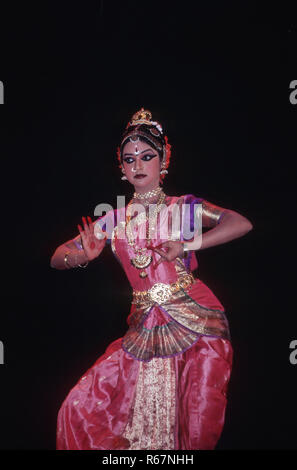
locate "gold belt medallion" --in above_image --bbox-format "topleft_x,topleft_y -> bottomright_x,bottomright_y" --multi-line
148,283 -> 172,303
132,273 -> 195,305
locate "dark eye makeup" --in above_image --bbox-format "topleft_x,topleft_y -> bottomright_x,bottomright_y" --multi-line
123,153 -> 157,164
123,157 -> 134,164
141,153 -> 157,161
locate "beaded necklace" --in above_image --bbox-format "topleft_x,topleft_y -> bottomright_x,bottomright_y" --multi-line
133,186 -> 162,200
126,190 -> 166,278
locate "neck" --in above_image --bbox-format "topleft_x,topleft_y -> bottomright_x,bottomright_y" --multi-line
133,180 -> 160,195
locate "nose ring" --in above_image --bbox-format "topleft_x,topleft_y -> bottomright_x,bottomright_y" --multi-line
132,167 -> 137,173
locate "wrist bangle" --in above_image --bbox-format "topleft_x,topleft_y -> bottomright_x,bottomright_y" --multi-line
64,251 -> 89,268
78,260 -> 89,268
77,249 -> 89,268
182,243 -> 190,258
64,252 -> 72,269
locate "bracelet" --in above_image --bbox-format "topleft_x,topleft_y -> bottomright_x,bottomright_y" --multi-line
64,252 -> 72,269
78,260 -> 89,268
182,243 -> 190,258
64,251 -> 89,269
77,249 -> 89,268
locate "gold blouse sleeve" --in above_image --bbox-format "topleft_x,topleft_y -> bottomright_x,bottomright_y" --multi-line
202,200 -> 227,228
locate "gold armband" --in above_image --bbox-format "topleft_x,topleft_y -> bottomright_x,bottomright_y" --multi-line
202,200 -> 227,228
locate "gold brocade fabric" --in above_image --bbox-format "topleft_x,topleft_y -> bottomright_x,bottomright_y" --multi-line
122,286 -> 230,362
121,357 -> 176,450
162,289 -> 230,338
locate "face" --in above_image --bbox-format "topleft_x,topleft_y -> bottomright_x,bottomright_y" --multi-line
122,139 -> 161,193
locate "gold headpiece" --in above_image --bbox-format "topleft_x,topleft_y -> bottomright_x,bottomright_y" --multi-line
130,108 -> 152,126
126,107 -> 163,134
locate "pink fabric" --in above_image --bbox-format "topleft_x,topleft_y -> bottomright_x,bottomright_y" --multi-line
186,278 -> 225,311
57,195 -> 233,450
57,335 -> 232,450
143,305 -> 171,328
112,197 -> 197,291
175,336 -> 233,449
57,338 -> 138,450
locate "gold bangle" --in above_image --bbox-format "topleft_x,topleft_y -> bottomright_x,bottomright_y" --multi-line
78,260 -> 89,268
182,243 -> 190,258
64,252 -> 72,269
64,251 -> 89,268
77,249 -> 89,268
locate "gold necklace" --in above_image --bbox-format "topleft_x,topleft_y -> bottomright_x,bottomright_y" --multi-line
133,186 -> 162,200
126,191 -> 166,278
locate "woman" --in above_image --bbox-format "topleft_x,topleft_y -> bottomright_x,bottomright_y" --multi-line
51,108 -> 253,450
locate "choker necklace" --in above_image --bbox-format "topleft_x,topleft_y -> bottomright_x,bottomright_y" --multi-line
133,187 -> 162,200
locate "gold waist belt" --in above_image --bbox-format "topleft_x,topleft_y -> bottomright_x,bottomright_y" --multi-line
132,273 -> 195,305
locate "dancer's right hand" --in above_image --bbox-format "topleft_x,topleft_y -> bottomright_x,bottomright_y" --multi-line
77,216 -> 106,261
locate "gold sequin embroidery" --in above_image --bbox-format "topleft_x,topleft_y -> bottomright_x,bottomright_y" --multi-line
122,357 -> 176,450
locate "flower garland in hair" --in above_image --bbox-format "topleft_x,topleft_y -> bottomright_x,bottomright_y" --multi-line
116,146 -> 122,169
150,121 -> 163,134
160,135 -> 172,181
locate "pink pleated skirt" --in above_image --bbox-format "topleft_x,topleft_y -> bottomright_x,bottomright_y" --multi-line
56,334 -> 233,450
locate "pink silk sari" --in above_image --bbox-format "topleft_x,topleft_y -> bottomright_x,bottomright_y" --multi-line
56,195 -> 233,450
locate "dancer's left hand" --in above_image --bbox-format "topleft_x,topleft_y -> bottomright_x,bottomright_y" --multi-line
151,241 -> 184,269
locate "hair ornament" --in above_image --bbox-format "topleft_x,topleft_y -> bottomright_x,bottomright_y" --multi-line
126,108 -> 163,134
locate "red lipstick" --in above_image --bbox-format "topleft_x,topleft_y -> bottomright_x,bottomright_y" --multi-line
134,174 -> 147,179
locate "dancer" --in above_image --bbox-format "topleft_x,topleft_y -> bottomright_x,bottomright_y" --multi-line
51,108 -> 253,450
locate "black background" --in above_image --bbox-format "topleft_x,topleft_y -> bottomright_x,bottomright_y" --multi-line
0,0 -> 296,450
